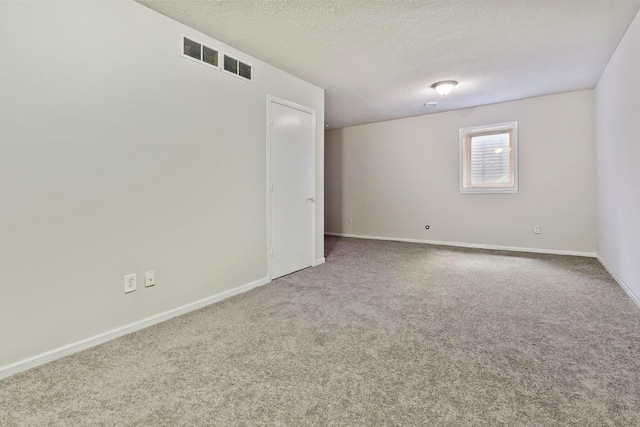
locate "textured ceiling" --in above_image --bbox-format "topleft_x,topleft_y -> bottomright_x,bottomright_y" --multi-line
136,0 -> 640,129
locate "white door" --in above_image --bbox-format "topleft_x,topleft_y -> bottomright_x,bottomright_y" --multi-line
269,99 -> 315,279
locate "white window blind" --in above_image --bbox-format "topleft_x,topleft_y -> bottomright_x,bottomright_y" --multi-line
470,133 -> 511,185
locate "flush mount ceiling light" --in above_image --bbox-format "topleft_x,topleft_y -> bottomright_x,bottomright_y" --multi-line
431,80 -> 457,96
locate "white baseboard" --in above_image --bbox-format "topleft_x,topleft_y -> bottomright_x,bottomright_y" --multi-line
313,257 -> 326,266
0,276 -> 270,380
325,232 -> 596,257
597,256 -> 640,309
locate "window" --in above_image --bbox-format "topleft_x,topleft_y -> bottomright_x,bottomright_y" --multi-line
223,55 -> 238,74
459,122 -> 518,193
180,35 -> 253,82
183,37 -> 201,60
202,46 -> 218,67
238,61 -> 252,80
223,54 -> 253,81
180,36 -> 221,71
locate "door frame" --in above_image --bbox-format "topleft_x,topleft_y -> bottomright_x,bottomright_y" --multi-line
266,95 -> 317,281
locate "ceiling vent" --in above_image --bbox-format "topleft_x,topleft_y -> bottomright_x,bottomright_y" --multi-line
181,35 -> 252,82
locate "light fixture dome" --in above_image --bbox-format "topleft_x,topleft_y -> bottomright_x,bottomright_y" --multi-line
432,80 -> 457,96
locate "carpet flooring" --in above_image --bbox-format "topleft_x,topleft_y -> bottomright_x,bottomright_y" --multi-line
1,236 -> 640,426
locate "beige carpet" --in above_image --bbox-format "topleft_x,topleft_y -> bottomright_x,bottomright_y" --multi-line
1,236 -> 640,426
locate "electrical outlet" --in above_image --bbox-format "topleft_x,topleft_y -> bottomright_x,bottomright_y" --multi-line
534,226 -> 541,234
145,271 -> 155,287
348,217 -> 353,224
124,273 -> 136,294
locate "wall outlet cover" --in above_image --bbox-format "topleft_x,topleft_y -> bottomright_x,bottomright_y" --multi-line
124,273 -> 137,294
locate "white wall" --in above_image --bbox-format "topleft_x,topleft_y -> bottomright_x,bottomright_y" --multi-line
595,12 -> 640,303
325,91 -> 596,255
0,1 -> 323,368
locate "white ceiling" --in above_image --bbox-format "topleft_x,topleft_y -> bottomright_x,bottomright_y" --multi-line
136,0 -> 640,129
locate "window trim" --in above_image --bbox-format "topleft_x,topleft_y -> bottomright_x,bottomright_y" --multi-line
459,121 -> 518,194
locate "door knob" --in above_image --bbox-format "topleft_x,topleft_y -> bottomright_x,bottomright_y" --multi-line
307,195 -> 315,202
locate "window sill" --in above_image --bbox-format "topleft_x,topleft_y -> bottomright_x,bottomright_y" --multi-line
460,187 -> 519,194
